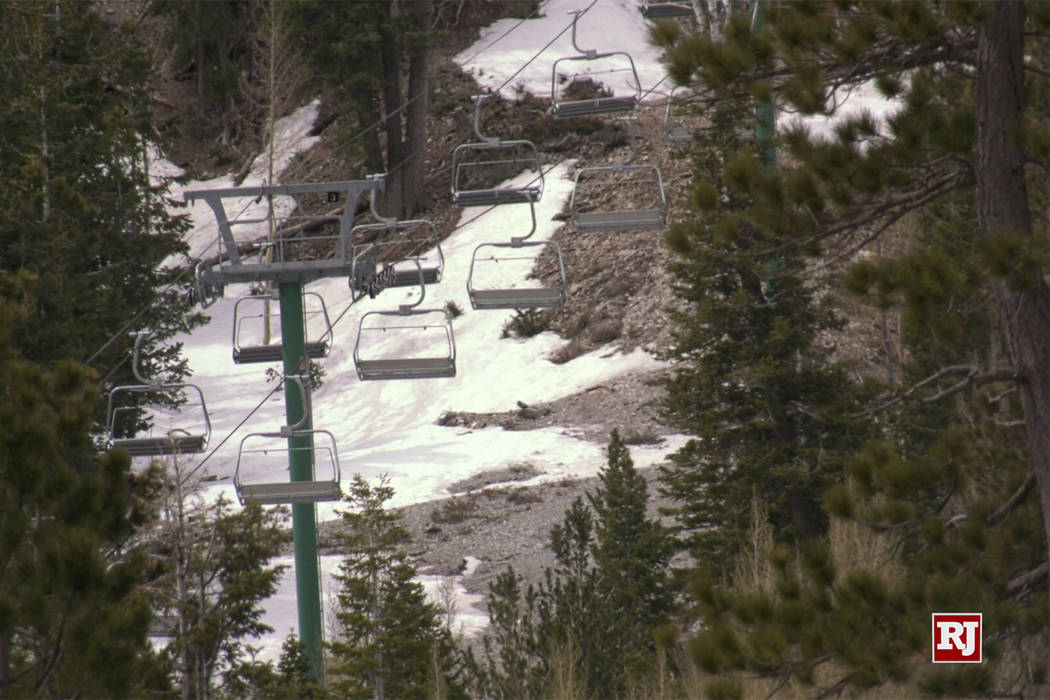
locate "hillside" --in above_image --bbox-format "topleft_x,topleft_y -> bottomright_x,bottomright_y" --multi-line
127,0 -> 901,601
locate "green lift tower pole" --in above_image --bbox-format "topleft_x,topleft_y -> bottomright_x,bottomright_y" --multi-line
750,0 -> 776,172
279,281 -> 325,682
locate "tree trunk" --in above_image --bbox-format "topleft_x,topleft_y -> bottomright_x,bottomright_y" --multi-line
976,1 -> 1050,566
402,0 -> 432,217
379,2 -> 405,218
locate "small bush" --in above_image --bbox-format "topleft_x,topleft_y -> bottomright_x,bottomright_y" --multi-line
588,319 -> 622,344
445,300 -> 464,319
550,338 -> 588,365
501,309 -> 550,339
430,496 -> 477,524
506,488 -> 543,505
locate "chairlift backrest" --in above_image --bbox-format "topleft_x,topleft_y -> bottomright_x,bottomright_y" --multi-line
231,291 -> 333,364
354,309 -> 457,380
467,240 -> 567,310
550,11 -> 642,118
664,85 -> 694,145
234,429 -> 342,505
451,95 -> 544,207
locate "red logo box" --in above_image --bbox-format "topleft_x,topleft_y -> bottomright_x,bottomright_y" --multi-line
932,613 -> 982,663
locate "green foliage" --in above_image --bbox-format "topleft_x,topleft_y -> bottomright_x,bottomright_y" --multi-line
234,634 -> 328,699
468,433 -> 675,698
149,0 -> 253,145
329,475 -> 463,699
681,195 -> 1047,696
0,1 -> 200,428
657,97 -> 873,569
659,2 -> 1048,693
0,273 -> 163,697
147,478 -> 289,698
501,308 -> 550,339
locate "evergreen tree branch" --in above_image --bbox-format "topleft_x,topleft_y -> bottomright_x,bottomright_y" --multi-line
767,169 -> 971,262
1005,561 -> 1048,598
859,365 -> 1019,416
988,474 -> 1037,528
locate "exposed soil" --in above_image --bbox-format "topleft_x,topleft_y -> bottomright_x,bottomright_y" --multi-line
128,0 -> 909,605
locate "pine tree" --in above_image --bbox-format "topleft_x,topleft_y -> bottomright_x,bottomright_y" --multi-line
290,0 -> 432,216
464,568 -> 549,700
143,458 -> 289,699
0,1 -> 200,416
685,194 -> 1047,697
657,96 -> 873,569
149,0 -> 253,148
469,433 -> 675,697
587,430 -> 676,684
0,272 -> 165,697
653,0 -> 1050,568
329,474 -> 462,699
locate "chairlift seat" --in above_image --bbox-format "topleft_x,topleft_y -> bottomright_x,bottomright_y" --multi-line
111,434 -> 208,457
641,2 -> 694,19
570,163 -> 668,234
467,234 -> 567,311
575,208 -> 666,233
451,96 -> 545,207
350,216 -> 445,295
388,267 -> 442,288
238,480 -> 342,505
452,187 -> 541,208
107,378 -> 212,459
667,125 -> 692,145
355,357 -> 457,381
231,292 -> 333,365
469,287 -> 565,310
354,306 -> 457,381
233,341 -> 329,365
551,96 -> 638,119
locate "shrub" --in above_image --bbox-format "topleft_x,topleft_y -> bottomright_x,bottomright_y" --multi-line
501,309 -> 549,339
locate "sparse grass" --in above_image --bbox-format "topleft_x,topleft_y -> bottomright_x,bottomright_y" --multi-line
506,487 -> 543,505
588,319 -> 622,344
550,338 -> 588,364
430,495 -> 477,524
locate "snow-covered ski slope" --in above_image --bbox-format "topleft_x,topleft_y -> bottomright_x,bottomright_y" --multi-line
151,0 -> 898,660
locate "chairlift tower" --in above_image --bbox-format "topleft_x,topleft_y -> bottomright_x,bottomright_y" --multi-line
185,178 -> 384,684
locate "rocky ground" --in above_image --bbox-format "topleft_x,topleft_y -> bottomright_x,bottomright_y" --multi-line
316,365 -> 682,599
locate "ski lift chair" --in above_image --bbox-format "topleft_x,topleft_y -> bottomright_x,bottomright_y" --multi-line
640,1 -> 694,20
234,430 -> 342,505
550,11 -> 642,119
664,85 -> 693,145
451,95 -> 544,207
353,261 -> 457,380
569,117 -> 669,233
350,179 -> 446,296
466,199 -> 566,310
570,162 -> 668,233
231,291 -> 334,364
233,376 -> 341,504
107,334 -> 212,457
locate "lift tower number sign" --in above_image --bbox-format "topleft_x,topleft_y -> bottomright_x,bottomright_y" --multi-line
932,613 -> 982,663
